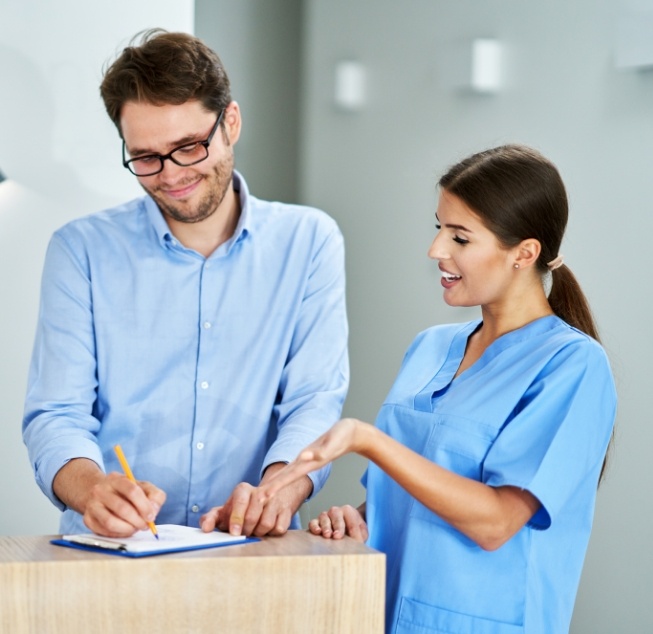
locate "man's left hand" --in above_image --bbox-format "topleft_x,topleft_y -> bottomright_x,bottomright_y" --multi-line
199,463 -> 313,537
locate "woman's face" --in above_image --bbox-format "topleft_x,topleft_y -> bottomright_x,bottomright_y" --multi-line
428,190 -> 518,308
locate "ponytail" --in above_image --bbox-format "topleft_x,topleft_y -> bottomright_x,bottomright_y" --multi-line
549,265 -> 612,481
547,265 -> 600,342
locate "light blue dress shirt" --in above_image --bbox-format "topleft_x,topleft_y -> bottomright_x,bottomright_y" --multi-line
23,171 -> 349,534
364,316 -> 616,634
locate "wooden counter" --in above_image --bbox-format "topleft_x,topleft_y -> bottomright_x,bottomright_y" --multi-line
0,529 -> 385,633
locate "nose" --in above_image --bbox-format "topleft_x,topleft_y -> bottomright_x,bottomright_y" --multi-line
156,157 -> 188,183
427,231 -> 446,261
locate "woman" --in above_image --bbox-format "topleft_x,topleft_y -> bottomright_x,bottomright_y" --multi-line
261,144 -> 616,634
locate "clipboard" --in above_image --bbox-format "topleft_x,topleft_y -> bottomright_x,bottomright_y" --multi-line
51,524 -> 259,558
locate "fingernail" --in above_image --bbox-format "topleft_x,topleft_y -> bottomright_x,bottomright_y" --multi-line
231,525 -> 242,536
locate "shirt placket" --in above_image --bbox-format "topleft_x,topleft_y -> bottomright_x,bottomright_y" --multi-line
187,257 -> 218,523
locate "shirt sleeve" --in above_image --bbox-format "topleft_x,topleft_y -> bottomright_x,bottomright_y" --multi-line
263,219 -> 349,497
482,338 -> 616,529
22,231 -> 105,510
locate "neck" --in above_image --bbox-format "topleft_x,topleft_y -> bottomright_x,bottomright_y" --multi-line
453,278 -> 553,380
478,287 -> 553,344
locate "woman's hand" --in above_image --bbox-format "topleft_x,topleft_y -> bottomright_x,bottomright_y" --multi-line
259,418 -> 368,502
308,504 -> 368,542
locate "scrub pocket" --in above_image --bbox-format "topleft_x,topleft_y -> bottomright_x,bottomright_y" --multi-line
425,412 -> 498,474
396,596 -> 523,634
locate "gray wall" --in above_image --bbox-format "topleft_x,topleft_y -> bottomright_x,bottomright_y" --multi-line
295,1 -> 653,633
195,0 -> 303,203
195,0 -> 653,631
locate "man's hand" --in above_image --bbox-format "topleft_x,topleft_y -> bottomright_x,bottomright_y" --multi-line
200,463 -> 313,537
53,458 -> 166,537
258,418 -> 365,502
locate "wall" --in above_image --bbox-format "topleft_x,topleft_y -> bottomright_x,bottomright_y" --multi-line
195,0 -> 303,203
3,1 -> 653,630
298,1 -> 653,633
0,0 -> 194,536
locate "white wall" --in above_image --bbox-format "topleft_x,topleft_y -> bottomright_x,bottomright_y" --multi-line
0,0 -> 194,536
298,1 -> 653,632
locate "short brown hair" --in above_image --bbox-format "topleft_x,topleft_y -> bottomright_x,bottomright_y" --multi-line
100,29 -> 232,135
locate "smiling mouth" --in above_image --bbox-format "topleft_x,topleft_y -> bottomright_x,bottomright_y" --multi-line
441,271 -> 461,282
159,178 -> 203,199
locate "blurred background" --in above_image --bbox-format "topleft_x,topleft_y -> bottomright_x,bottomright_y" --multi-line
1,1 -> 652,631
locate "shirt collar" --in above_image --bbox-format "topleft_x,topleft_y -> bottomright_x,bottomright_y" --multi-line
230,169 -> 251,244
146,169 -> 252,250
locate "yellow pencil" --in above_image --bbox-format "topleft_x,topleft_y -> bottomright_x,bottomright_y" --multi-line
113,444 -> 159,540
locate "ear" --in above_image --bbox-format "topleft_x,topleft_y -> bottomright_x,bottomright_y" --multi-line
513,238 -> 541,269
222,101 -> 242,146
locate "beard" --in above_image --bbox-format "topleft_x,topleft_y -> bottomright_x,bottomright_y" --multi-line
143,150 -> 234,225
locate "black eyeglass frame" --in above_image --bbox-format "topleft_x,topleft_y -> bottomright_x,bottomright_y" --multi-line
122,109 -> 225,176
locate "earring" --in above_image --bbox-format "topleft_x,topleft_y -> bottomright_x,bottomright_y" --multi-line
513,263 -> 519,269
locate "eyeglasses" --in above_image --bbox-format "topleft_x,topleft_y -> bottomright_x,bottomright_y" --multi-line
122,110 -> 225,177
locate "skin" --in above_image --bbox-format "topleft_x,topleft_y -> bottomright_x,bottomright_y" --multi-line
53,99 -> 312,537
259,190 -> 552,551
200,463 -> 313,537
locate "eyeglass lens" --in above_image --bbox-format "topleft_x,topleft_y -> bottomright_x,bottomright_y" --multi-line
126,143 -> 210,176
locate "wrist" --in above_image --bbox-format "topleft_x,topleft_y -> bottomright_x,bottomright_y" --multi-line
262,462 -> 313,499
53,458 -> 104,514
352,419 -> 376,458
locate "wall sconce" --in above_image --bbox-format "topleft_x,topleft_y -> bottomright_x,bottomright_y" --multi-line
334,60 -> 366,111
470,39 -> 502,93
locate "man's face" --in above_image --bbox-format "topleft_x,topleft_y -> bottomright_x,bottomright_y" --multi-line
121,100 -> 235,224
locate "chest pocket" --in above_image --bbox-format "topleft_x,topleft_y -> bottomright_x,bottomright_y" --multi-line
424,411 -> 500,480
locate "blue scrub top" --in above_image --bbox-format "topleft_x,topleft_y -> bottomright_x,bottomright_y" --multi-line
364,316 -> 616,634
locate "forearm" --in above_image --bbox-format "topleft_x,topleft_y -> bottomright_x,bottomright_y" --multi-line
357,423 -> 539,550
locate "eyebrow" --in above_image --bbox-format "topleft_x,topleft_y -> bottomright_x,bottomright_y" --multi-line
435,214 -> 473,233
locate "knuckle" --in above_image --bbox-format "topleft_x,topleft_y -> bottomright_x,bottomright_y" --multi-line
256,514 -> 275,532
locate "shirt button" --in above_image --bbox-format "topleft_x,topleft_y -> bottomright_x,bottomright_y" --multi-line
203,321 -> 212,329
200,381 -> 209,389
196,442 -> 204,450
191,505 -> 200,513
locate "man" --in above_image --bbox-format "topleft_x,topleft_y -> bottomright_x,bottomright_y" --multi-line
22,29 -> 348,539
